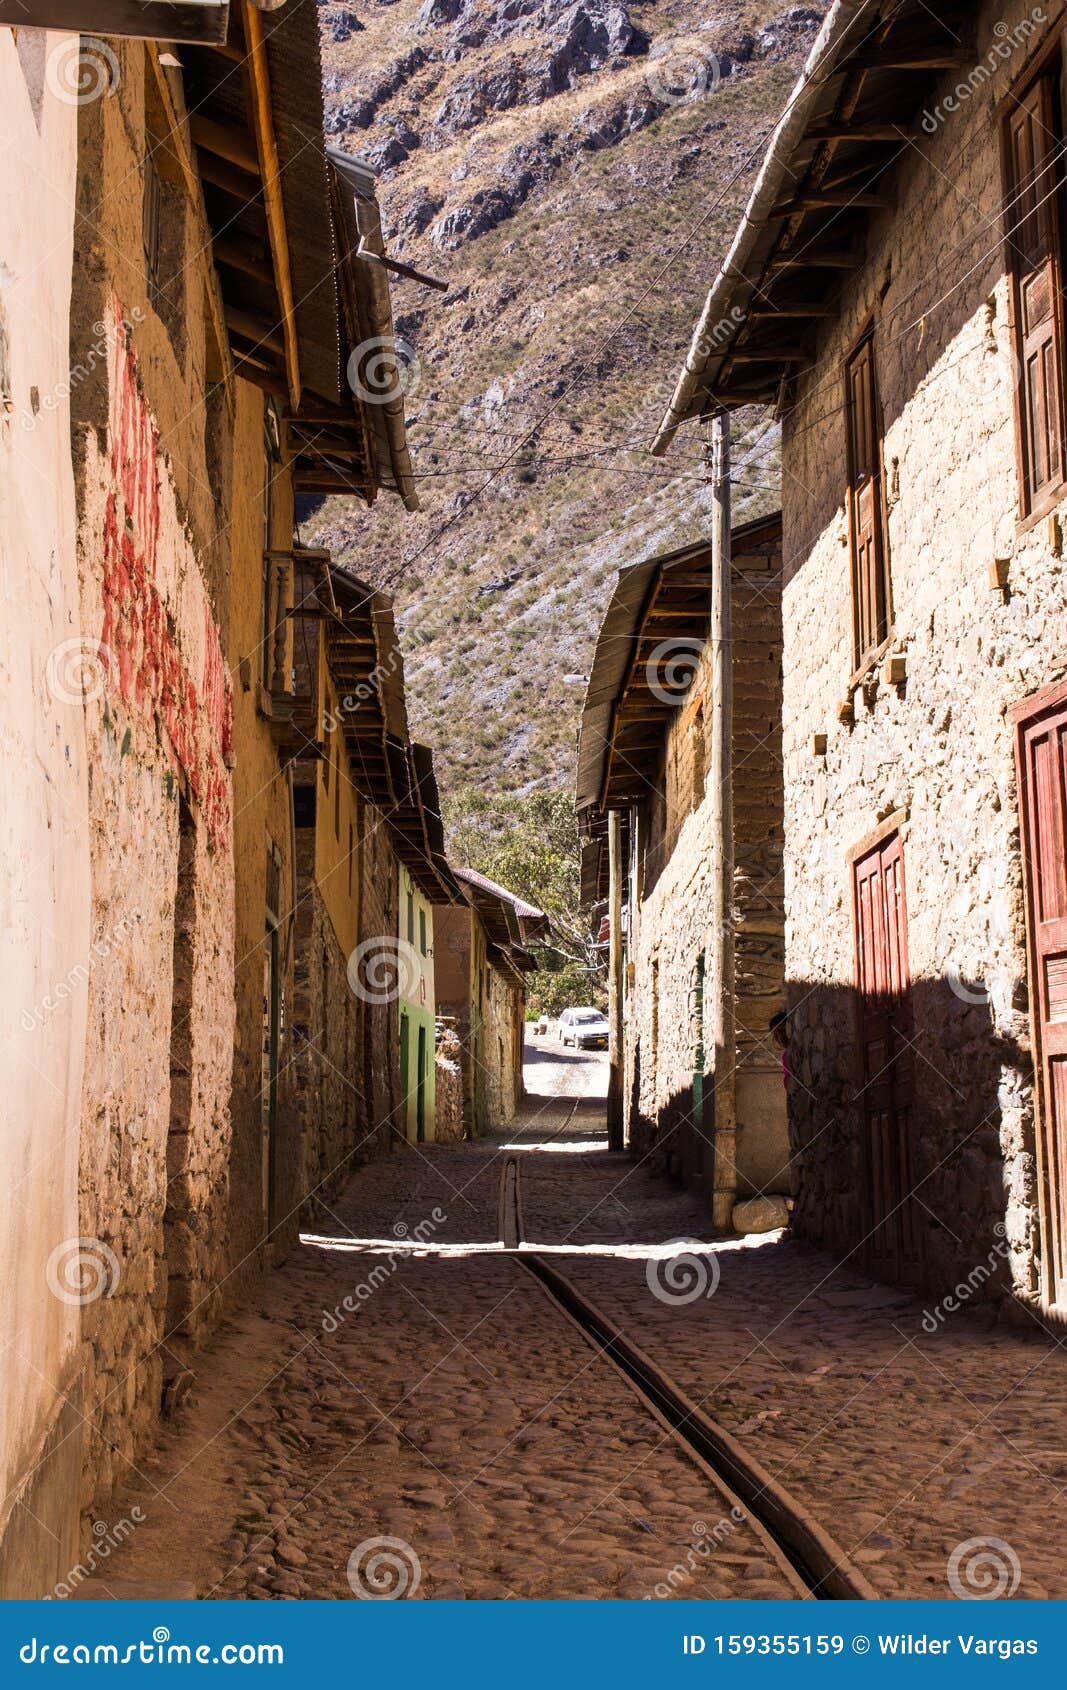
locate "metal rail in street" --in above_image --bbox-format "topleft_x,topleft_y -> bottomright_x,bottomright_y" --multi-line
498,1152 -> 877,1603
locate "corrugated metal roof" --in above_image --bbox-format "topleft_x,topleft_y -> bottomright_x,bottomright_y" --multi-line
452,864 -> 548,930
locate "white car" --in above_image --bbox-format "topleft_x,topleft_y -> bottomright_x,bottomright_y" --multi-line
558,1007 -> 609,1050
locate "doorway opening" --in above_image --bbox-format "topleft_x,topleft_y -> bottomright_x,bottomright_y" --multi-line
852,827 -> 919,1281
416,1024 -> 428,1143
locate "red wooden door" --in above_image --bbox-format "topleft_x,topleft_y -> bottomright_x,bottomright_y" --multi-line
853,831 -> 919,1278
1017,687 -> 1067,1304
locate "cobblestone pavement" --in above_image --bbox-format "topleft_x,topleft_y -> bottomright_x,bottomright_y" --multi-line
79,1059 -> 797,1600
517,1094 -> 1067,1602
79,1043 -> 1064,1602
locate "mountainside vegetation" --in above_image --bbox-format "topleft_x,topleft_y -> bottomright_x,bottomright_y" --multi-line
310,0 -> 829,985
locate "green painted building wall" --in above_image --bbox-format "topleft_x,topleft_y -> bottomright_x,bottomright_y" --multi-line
398,864 -> 437,1143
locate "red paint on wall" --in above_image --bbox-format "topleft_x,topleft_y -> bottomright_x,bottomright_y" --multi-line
99,304 -> 233,850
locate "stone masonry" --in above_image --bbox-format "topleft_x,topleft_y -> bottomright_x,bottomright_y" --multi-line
779,0 -> 1066,1310
625,520 -> 789,1201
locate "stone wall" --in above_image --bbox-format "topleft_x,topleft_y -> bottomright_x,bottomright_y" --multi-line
624,532 -> 789,1201
70,47 -> 238,1514
292,762 -> 404,1220
226,384 -> 301,1281
779,0 -> 1065,1308
482,967 -> 526,1131
0,28 -> 88,1597
434,1026 -> 467,1143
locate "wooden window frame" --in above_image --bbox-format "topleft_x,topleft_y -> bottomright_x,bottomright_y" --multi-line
844,325 -> 893,672
1002,40 -> 1067,526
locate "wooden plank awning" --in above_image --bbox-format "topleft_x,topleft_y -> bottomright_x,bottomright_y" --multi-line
309,564 -> 461,903
173,1 -> 375,504
651,0 -> 974,446
0,0 -> 228,38
576,512 -> 782,905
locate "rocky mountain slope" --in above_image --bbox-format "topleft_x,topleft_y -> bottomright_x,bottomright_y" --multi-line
310,0 -> 829,797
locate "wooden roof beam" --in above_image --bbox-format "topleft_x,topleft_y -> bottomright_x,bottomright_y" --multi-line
770,191 -> 885,216
225,304 -> 285,356
190,114 -> 260,176
240,0 -> 300,409
212,234 -> 273,286
848,48 -> 972,71
806,122 -> 909,141
750,306 -> 835,318
768,251 -> 861,270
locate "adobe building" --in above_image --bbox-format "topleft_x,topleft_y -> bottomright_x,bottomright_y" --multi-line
0,0 -> 428,1593
435,868 -> 549,1138
398,862 -> 438,1144
0,21 -> 91,1602
288,563 -> 462,1188
577,517 -> 791,1213
653,0 -> 1067,1312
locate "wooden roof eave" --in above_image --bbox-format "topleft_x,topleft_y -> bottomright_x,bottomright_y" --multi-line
651,0 -> 975,444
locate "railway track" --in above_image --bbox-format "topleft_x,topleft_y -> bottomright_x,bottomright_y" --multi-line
498,1151 -> 876,1602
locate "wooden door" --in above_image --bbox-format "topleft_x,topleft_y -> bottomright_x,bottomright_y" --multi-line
1016,685 -> 1067,1304
853,831 -> 919,1278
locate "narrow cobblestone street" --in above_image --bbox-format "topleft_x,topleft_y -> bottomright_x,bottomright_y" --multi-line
80,1039 -> 1065,1603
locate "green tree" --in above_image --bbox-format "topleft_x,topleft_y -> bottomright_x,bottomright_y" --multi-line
443,788 -> 605,1018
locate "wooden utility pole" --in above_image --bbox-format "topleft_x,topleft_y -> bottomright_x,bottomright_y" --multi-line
606,808 -> 625,1152
708,412 -> 737,1230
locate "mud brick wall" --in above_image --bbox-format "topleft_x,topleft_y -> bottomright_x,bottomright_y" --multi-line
0,31 -> 88,1597
71,41 -> 239,1520
482,969 -> 525,1131
293,801 -> 403,1219
624,543 -> 788,1197
227,383 -> 300,1280
292,835 -> 362,1215
434,1026 -> 467,1144
779,0 -> 1065,1308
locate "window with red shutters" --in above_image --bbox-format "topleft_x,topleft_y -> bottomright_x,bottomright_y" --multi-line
845,330 -> 891,668
1005,72 -> 1067,515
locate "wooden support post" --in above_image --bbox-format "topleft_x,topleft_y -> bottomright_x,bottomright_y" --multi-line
607,808 -> 625,1153
708,412 -> 737,1231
